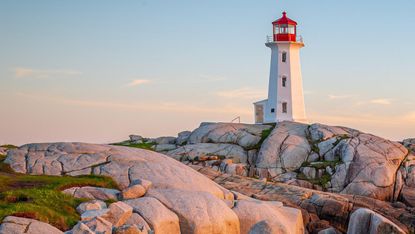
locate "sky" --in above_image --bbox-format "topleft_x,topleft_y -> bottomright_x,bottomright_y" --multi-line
1,0 -> 415,145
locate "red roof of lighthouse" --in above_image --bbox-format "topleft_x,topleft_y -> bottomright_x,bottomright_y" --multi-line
273,12 -> 297,25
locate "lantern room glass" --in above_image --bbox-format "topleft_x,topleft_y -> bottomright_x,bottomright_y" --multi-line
275,24 -> 296,34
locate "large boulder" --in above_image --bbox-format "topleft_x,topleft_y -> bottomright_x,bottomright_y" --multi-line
401,185 -> 415,207
347,208 -> 405,234
0,216 -> 63,234
167,143 -> 248,163
147,188 -> 240,234
176,131 -> 192,145
154,144 -> 177,152
129,135 -> 143,143
188,122 -> 272,149
256,121 -> 311,176
149,136 -> 176,145
83,216 -> 113,234
76,200 -> 107,214
124,213 -> 152,233
124,197 -> 180,234
62,186 -> 120,201
121,184 -> 147,200
232,199 -> 304,234
70,222 -> 95,234
102,201 -> 133,228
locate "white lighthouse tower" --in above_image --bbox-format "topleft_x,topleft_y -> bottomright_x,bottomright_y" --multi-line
254,12 -> 307,124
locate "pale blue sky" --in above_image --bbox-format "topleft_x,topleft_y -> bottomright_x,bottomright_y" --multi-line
1,0 -> 414,145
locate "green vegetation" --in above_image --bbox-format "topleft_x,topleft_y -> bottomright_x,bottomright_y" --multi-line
111,140 -> 156,151
298,159 -> 341,189
0,144 -> 18,149
305,160 -> 341,170
0,154 -> 118,231
310,144 -> 320,154
333,134 -> 350,146
251,125 -> 275,150
297,171 -> 332,188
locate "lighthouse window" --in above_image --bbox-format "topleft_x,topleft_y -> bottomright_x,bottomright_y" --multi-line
282,102 -> 288,113
288,25 -> 295,34
282,52 -> 287,63
282,77 -> 287,87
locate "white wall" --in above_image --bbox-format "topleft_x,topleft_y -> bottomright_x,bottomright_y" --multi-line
261,41 -> 307,123
265,43 -> 279,123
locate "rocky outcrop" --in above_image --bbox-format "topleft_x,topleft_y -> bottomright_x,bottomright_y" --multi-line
158,123 -> 273,180
254,122 -> 409,202
403,138 -> 415,153
193,165 -> 415,234
163,122 -> 411,204
123,212 -> 151,233
120,184 -> 147,200
103,201 -> 133,228
148,136 -> 176,145
0,216 -> 63,234
256,122 -> 311,175
395,150 -> 415,207
166,143 -> 248,163
148,121 -> 413,206
63,186 -> 120,201
232,199 -> 304,234
147,188 -> 241,233
176,131 -> 192,145
187,122 -> 272,149
347,208 -> 405,234
129,135 -> 143,143
4,142 -> 304,234
76,200 -> 107,214
125,197 -> 180,234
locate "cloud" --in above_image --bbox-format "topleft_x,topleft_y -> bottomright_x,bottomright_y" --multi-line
126,79 -> 151,87
13,67 -> 81,78
328,94 -> 356,100
216,87 -> 265,99
15,92 -> 251,115
369,98 -> 393,105
355,98 -> 394,106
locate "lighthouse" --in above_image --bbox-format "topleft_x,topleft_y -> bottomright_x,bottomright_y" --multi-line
254,12 -> 307,124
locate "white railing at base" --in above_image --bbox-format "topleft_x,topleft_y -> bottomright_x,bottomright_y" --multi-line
266,35 -> 304,43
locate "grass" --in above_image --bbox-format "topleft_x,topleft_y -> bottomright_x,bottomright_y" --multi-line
0,144 -> 18,149
111,140 -> 156,151
250,126 -> 275,150
305,160 -> 342,170
298,159 -> 341,189
0,154 -> 118,231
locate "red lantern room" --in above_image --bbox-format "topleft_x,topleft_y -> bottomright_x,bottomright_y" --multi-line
272,12 -> 297,42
